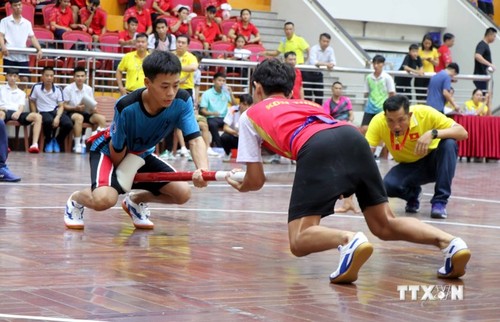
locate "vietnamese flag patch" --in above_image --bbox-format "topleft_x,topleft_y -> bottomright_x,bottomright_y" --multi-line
409,133 -> 420,140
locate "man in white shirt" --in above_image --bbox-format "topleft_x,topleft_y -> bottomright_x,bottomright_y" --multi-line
0,0 -> 43,88
0,68 -> 42,153
220,93 -> 252,161
29,67 -> 73,153
304,33 -> 336,105
63,67 -> 106,153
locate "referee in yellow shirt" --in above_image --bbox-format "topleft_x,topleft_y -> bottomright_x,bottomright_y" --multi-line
116,33 -> 150,96
366,95 -> 468,219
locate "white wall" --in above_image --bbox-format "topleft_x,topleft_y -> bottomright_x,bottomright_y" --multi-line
318,0 -> 448,27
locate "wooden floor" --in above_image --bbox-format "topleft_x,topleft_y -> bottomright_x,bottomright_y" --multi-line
0,152 -> 499,322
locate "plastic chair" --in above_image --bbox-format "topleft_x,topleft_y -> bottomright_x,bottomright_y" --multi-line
171,0 -> 194,11
190,15 -> 205,33
62,31 -> 101,70
188,38 -> 204,51
41,3 -> 55,29
5,2 -> 35,25
5,120 -> 30,152
221,20 -> 234,37
97,32 -> 120,74
95,96 -> 116,125
210,40 -> 232,58
243,44 -> 266,62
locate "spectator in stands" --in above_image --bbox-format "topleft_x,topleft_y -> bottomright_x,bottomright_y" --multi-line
174,34 -> 198,97
416,33 -> 438,102
63,67 -> 107,153
366,95 -> 468,219
29,67 -> 73,153
0,0 -> 43,88
0,119 -> 21,182
70,0 -> 85,25
322,81 -> 353,122
123,0 -> 152,35
473,27 -> 497,92
478,0 -> 495,19
427,62 -> 460,113
79,0 -> 107,43
201,0 -> 229,25
227,8 -> 261,44
0,68 -> 42,153
195,5 -> 227,51
116,33 -> 150,96
394,44 -> 423,100
263,22 -> 310,65
199,72 -> 237,149
436,33 -> 455,72
361,54 -> 395,135
151,0 -> 172,22
148,18 -> 176,52
169,5 -> 193,37
221,93 -> 253,161
50,0 -> 87,40
464,88 -> 490,116
119,16 -> 138,53
284,51 -> 304,100
305,32 -> 336,105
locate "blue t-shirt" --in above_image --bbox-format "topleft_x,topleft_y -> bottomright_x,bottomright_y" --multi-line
426,70 -> 451,113
91,88 -> 200,157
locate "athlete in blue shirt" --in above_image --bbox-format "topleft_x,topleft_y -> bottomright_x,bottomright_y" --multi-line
64,51 -> 209,230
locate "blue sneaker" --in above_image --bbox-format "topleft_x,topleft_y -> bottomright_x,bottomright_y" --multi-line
330,232 -> 373,283
438,237 -> 471,279
44,139 -> 54,153
431,202 -> 447,219
0,166 -> 21,182
52,139 -> 61,153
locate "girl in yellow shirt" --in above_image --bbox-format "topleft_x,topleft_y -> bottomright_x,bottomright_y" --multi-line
464,88 -> 489,116
416,34 -> 439,102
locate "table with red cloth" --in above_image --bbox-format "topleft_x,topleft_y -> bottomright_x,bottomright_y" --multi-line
451,114 -> 500,158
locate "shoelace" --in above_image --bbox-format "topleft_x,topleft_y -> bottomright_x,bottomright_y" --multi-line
138,203 -> 151,219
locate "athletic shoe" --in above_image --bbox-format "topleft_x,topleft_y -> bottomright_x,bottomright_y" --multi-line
122,195 -> 154,229
405,191 -> 421,213
28,144 -> 40,153
160,150 -> 176,160
437,237 -> 471,279
329,232 -> 373,284
431,202 -> 447,219
64,195 -> 84,229
0,166 -> 21,182
45,139 -> 54,153
222,154 -> 231,162
179,146 -> 190,157
207,147 -> 220,157
52,139 -> 61,153
73,143 -> 82,153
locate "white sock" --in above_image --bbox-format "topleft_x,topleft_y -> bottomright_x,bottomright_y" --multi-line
74,137 -> 81,146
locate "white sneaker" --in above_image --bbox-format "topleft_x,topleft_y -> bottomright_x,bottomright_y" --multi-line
121,195 -> 154,229
329,232 -> 373,283
437,237 -> 471,279
207,147 -> 220,157
222,153 -> 231,162
179,146 -> 190,157
73,144 -> 82,153
64,194 -> 84,229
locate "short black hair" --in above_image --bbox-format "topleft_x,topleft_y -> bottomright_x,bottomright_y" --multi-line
42,66 -> 54,74
320,33 -> 331,40
9,0 -> 22,4
332,81 -> 342,87
284,21 -> 294,28
443,33 -> 454,42
73,66 -> 86,75
206,5 -> 216,14
372,54 -> 385,64
89,0 -> 100,5
177,34 -> 190,44
240,8 -> 251,16
485,27 -> 497,36
251,59 -> 295,98
284,51 -> 296,59
142,51 -> 182,81
447,62 -> 460,74
383,95 -> 410,114
213,72 -> 226,80
5,68 -> 19,75
135,32 -> 148,41
239,94 -> 253,105
409,43 -> 419,51
127,17 -> 139,25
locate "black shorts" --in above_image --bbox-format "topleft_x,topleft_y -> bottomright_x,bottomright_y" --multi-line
288,126 -> 388,222
68,111 -> 92,123
3,59 -> 30,76
361,112 -> 377,126
4,110 -> 31,125
90,151 -> 176,195
478,2 -> 494,15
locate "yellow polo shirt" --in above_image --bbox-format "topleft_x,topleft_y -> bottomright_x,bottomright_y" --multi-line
176,51 -> 197,90
277,34 -> 309,65
365,105 -> 456,163
117,51 -> 150,91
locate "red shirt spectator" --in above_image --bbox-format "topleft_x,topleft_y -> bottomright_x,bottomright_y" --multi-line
153,0 -> 171,13
230,21 -> 259,43
123,6 -> 152,34
79,7 -> 107,36
436,45 -> 452,72
50,5 -> 74,31
119,30 -> 136,53
71,0 -> 86,7
197,20 -> 222,44
169,17 -> 190,37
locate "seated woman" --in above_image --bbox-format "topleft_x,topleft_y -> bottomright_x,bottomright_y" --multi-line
463,88 -> 489,116
169,5 -> 193,37
50,0 -> 87,40
227,8 -> 261,44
